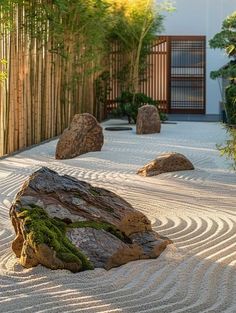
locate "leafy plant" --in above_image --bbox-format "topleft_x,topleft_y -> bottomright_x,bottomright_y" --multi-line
209,11 -> 236,170
225,81 -> 236,124
107,0 -> 175,100
209,11 -> 236,124
217,126 -> 236,170
113,91 -> 166,123
209,12 -> 236,58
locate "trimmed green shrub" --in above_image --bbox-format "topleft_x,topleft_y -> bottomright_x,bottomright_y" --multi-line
113,91 -> 167,123
225,81 -> 236,125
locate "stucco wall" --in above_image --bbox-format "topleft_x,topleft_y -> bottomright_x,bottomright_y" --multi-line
159,0 -> 236,115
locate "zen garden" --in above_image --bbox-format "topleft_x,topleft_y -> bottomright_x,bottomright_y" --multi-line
0,1 -> 236,312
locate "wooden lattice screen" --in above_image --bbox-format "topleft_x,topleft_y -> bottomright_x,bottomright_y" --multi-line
141,37 -> 169,112
105,35 -> 206,116
106,36 -> 170,115
170,36 -> 206,114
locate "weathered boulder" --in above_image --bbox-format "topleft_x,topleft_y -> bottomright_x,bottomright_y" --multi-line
137,152 -> 194,177
55,113 -> 103,160
10,167 -> 172,272
136,105 -> 161,135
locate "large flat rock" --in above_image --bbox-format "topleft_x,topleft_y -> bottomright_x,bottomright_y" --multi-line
10,167 -> 172,272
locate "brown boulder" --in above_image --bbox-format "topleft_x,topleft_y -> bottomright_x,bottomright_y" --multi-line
55,113 -> 103,159
137,152 -> 194,177
10,167 -> 172,272
136,105 -> 161,135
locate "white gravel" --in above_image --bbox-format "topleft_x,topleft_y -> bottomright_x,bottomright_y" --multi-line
0,119 -> 236,313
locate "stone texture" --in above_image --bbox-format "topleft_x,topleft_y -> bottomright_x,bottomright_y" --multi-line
55,113 -> 103,160
10,167 -> 172,272
137,152 -> 194,177
136,105 -> 161,135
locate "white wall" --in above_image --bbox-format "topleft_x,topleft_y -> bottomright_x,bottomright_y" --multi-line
159,0 -> 236,115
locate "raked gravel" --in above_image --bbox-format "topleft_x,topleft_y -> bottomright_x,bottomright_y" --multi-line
0,120 -> 236,313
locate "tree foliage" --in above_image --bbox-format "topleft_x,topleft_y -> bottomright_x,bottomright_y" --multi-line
209,12 -> 236,56
209,11 -> 236,169
209,11 -> 236,79
209,11 -> 236,123
107,0 -> 174,95
218,127 -> 236,170
0,0 -> 174,108
225,82 -> 236,124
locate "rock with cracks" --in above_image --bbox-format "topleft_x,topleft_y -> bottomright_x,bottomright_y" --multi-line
137,152 -> 194,177
136,105 -> 161,135
55,113 -> 103,160
10,167 -> 172,272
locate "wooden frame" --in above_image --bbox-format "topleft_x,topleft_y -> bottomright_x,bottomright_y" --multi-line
105,35 -> 206,116
168,36 -> 206,114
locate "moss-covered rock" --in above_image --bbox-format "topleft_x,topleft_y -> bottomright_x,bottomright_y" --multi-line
17,206 -> 93,271
10,167 -> 172,272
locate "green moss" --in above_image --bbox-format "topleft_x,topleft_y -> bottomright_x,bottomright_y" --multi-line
17,206 -> 93,270
67,220 -> 126,242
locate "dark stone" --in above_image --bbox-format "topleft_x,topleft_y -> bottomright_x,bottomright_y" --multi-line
10,167 -> 172,272
105,127 -> 133,131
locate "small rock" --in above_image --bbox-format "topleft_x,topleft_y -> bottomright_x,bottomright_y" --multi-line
136,105 -> 161,135
55,113 -> 103,159
137,152 -> 194,176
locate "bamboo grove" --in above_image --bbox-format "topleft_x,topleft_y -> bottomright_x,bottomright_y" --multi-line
0,0 -> 173,156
